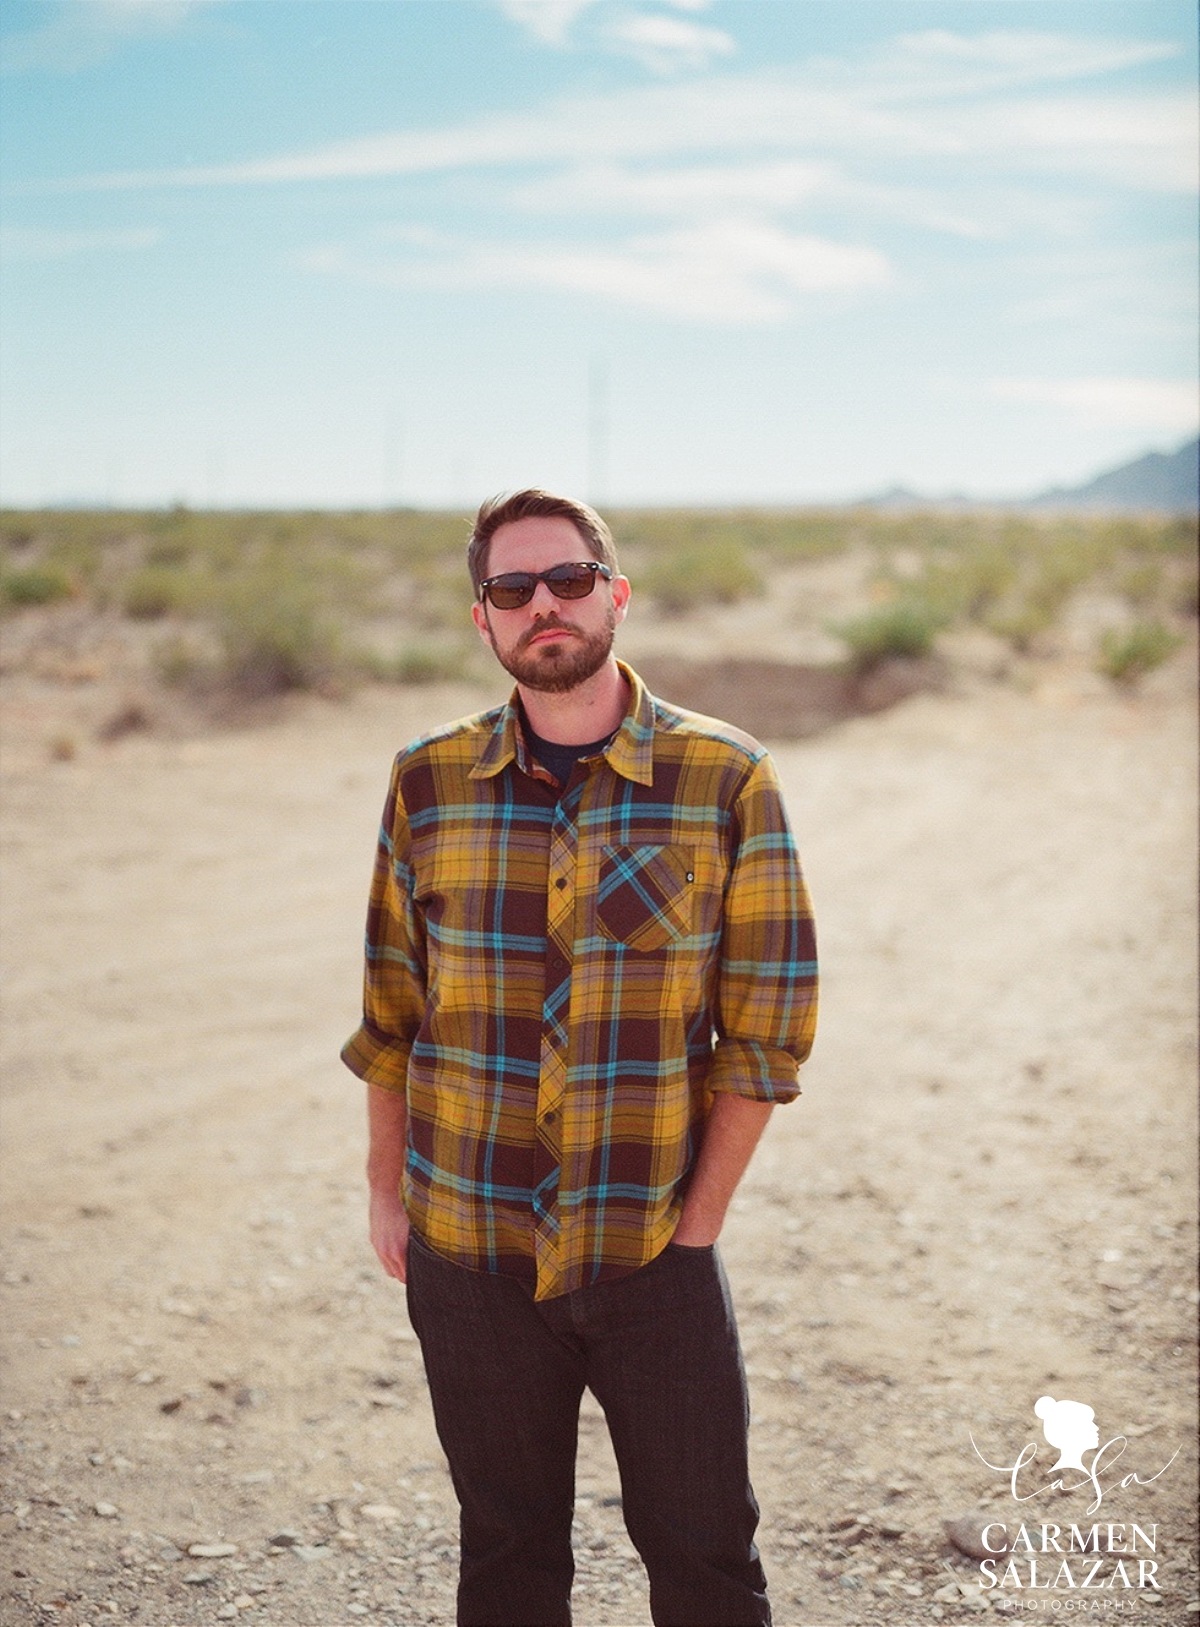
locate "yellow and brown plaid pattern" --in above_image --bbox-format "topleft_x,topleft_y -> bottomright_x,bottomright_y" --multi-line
342,663 -> 817,1300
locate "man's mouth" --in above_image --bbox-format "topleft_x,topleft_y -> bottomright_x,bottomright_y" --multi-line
522,624 -> 578,649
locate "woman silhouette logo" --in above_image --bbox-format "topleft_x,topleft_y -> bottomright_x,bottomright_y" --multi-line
1034,1396 -> 1101,1473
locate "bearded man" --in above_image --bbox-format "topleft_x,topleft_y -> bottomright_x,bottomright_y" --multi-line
342,488 -> 818,1627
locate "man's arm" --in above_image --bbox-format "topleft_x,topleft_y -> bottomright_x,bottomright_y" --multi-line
343,759 -> 426,1283
341,756 -> 428,1091
367,1082 -> 410,1282
672,1093 -> 774,1247
673,750 -> 815,1247
706,751 -> 817,1103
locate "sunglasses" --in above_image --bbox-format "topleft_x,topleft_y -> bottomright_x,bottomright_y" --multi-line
478,559 -> 613,611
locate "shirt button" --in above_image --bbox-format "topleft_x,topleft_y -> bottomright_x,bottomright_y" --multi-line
555,877 -> 567,890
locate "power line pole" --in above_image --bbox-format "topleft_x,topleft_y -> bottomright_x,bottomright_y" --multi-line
382,408 -> 403,508
587,356 -> 609,507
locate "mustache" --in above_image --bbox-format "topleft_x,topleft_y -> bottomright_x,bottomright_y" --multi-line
518,617 -> 580,650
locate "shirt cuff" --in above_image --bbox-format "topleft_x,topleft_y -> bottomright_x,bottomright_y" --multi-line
340,1020 -> 412,1093
706,1037 -> 802,1104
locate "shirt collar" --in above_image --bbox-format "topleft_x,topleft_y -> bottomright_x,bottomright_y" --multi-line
470,660 -> 656,787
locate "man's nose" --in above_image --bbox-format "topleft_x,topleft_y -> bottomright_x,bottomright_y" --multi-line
528,578 -> 562,614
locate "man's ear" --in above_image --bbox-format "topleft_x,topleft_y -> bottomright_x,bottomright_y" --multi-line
611,575 -> 631,625
471,599 -> 493,645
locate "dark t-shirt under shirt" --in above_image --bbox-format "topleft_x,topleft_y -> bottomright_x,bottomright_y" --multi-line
523,718 -> 616,786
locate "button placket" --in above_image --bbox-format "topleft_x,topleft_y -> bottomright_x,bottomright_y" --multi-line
533,797 -> 579,1294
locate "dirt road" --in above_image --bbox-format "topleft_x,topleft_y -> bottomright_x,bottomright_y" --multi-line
2,653 -> 1196,1626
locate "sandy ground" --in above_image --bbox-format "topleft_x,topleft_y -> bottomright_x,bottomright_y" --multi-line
1,634 -> 1197,1627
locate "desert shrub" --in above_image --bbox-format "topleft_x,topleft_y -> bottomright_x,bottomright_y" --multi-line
831,597 -> 945,670
984,599 -> 1057,654
391,640 -> 472,684
639,539 -> 764,614
1116,560 -> 1166,609
209,576 -> 344,698
1,564 -> 74,607
1096,621 -> 1184,685
358,638 -> 476,685
154,634 -> 208,688
1172,561 -> 1199,617
122,566 -> 195,620
919,542 -> 1018,622
1,522 -> 35,551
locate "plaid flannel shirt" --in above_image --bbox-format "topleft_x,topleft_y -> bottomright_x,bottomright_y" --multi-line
342,663 -> 817,1300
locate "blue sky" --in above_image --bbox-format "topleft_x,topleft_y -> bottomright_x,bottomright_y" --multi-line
1,0 -> 1196,508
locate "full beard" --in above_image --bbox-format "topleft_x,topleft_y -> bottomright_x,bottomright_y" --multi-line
488,610 -> 617,694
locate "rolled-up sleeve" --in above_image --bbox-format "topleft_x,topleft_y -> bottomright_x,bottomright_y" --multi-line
707,752 -> 818,1103
340,757 -> 427,1093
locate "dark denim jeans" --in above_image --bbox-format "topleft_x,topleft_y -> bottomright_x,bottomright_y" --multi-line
406,1231 -> 771,1627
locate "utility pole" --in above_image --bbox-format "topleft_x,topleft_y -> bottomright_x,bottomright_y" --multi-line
586,356 -> 609,507
382,408 -> 403,508
207,443 -> 225,509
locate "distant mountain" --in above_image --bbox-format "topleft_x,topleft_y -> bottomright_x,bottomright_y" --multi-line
1027,436 -> 1199,513
856,436 -> 1199,512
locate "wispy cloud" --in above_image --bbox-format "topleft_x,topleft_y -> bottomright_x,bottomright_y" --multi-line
509,158 -> 1004,241
1,0 -> 216,73
495,0 -> 731,71
496,0 -> 602,48
511,159 -> 834,216
302,219 -> 890,324
17,23 -> 1192,332
863,28 -> 1177,96
988,376 -> 1199,434
604,12 -> 734,75
0,224 -> 161,260
39,31 -> 1192,195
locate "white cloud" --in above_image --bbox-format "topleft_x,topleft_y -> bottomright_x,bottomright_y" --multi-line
495,0 -> 602,48
866,29 -> 1178,97
1,0 -> 215,72
302,218 -> 890,324
975,90 -> 1199,193
510,158 -> 1005,241
511,159 -> 833,216
0,224 -> 161,259
47,27 -> 1193,197
605,13 -> 735,75
23,21 -> 1191,335
494,0 -> 729,68
989,377 -> 1199,434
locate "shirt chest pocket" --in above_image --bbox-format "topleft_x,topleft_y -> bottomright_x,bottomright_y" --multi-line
596,844 -> 694,954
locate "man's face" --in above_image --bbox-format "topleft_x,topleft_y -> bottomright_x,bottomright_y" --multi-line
471,515 -> 630,694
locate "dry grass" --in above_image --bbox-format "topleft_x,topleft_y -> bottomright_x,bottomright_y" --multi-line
1,505 -> 1194,716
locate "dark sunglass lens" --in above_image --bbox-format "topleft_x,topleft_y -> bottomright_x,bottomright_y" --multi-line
487,574 -> 535,609
546,564 -> 595,599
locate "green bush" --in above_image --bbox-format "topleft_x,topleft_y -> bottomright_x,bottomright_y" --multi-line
1116,559 -> 1166,610
831,597 -> 946,670
122,566 -> 194,620
211,578 -> 343,698
392,640 -> 472,684
984,598 -> 1057,654
1096,621 -> 1184,685
918,543 -> 1018,622
154,634 -> 207,688
639,539 -> 764,614
1,564 -> 74,607
1172,562 -> 1199,617
357,638 -> 476,685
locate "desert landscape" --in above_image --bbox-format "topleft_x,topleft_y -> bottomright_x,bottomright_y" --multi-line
1,508 -> 1197,1627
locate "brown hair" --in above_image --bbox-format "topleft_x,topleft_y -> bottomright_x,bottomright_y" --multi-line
467,489 -> 619,597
